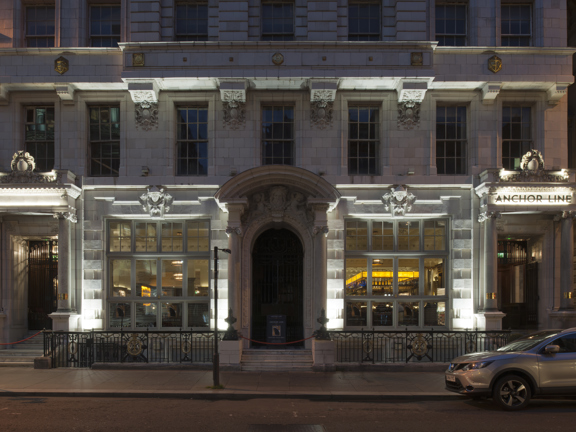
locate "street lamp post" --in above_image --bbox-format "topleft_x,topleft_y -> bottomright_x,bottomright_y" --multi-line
213,246 -> 231,387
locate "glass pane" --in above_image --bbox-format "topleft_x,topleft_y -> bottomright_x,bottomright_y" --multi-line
109,303 -> 131,328
398,302 -> 419,326
136,303 -> 157,328
345,258 -> 367,296
188,303 -> 209,328
136,260 -> 157,297
187,260 -> 209,296
424,301 -> 446,326
161,260 -> 183,296
398,258 -> 419,296
161,302 -> 182,327
187,221 -> 209,252
372,302 -> 393,327
424,258 -> 445,296
111,259 -> 131,297
346,301 -> 367,327
372,258 -> 393,296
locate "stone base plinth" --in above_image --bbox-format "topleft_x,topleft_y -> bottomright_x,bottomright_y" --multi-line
312,339 -> 336,371
474,312 -> 506,330
219,339 -> 242,365
49,313 -> 80,331
549,310 -> 576,328
34,356 -> 52,369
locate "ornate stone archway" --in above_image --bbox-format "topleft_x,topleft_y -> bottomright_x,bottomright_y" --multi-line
215,166 -> 340,348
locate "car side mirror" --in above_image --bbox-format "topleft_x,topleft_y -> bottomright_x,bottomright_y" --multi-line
544,345 -> 560,354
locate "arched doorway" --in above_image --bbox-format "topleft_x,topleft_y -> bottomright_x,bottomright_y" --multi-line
251,228 -> 304,347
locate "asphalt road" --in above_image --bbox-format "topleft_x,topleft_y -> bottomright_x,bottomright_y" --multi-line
1,397 -> 576,432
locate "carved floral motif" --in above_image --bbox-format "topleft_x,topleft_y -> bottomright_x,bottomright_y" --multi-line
53,211 -> 78,223
310,90 -> 334,129
243,186 -> 314,228
222,91 -> 246,129
139,186 -> 173,218
478,210 -> 501,223
398,100 -> 421,129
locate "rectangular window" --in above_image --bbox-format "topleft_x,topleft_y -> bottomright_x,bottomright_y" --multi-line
177,107 -> 208,176
348,1 -> 380,41
262,105 -> 294,165
435,4 -> 466,46
25,107 -> 55,172
89,106 -> 120,177
107,220 -> 210,329
436,105 -> 467,175
90,5 -> 121,47
348,106 -> 379,175
262,1 -> 294,41
26,6 -> 55,47
502,106 -> 532,170
175,2 -> 208,41
344,219 -> 448,328
501,4 -> 531,46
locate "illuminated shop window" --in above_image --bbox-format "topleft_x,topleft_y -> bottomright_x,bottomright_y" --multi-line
107,220 -> 210,329
344,219 -> 448,328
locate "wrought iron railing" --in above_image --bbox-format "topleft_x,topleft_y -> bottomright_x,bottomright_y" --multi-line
330,329 -> 511,363
44,330 -> 216,368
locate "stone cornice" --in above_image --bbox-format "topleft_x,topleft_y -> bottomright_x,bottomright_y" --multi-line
434,46 -> 576,56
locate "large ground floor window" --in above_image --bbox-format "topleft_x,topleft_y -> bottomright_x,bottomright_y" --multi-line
106,219 -> 210,329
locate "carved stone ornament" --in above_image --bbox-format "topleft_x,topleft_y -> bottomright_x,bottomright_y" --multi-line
272,52 -> 284,65
488,55 -> 502,74
222,91 -> 246,130
478,209 -> 501,223
382,185 -> 416,216
310,90 -> 334,129
243,186 -> 314,228
132,91 -> 159,131
139,186 -> 173,218
397,100 -> 421,129
0,151 -> 59,184
225,226 -> 243,237
53,211 -> 78,223
499,149 -> 569,182
54,56 -> 69,75
411,52 -> 423,66
312,226 -> 329,237
554,211 -> 576,221
132,53 -> 145,67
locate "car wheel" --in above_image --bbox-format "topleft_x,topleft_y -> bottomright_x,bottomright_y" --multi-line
492,375 -> 531,411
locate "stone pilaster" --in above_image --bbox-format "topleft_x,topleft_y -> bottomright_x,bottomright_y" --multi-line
225,204 -> 246,326
311,204 -> 329,327
558,211 -> 576,310
478,209 -> 500,312
53,212 -> 76,312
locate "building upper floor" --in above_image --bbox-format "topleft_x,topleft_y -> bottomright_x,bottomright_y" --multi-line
0,0 -> 568,48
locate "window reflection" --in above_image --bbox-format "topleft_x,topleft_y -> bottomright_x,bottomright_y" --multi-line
161,302 -> 182,327
398,302 -> 419,326
424,258 -> 444,296
162,260 -> 183,296
136,303 -> 157,328
111,259 -> 131,297
346,301 -> 367,326
136,260 -> 157,298
424,302 -> 445,326
345,258 -> 367,296
109,302 -> 130,328
372,303 -> 393,327
398,259 -> 419,296
187,260 -> 209,296
188,303 -> 209,328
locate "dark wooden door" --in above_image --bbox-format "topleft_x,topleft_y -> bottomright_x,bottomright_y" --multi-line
28,241 -> 58,330
252,229 -> 304,348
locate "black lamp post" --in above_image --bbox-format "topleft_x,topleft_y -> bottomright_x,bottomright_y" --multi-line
213,246 -> 231,387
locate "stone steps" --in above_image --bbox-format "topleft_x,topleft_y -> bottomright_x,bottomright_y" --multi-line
241,349 -> 313,371
0,332 -> 44,367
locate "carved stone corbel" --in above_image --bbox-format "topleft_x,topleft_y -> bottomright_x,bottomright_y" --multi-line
478,210 -> 501,223
554,211 -> 576,222
481,83 -> 501,105
128,81 -> 159,131
0,84 -> 9,105
547,83 -> 569,106
309,80 -> 338,129
396,81 -> 427,129
139,186 -> 173,219
220,79 -> 247,130
55,84 -> 75,105
225,226 -> 243,237
53,212 -> 78,223
312,226 -> 329,237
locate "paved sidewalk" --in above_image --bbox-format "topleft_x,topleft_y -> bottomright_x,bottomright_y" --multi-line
0,367 -> 460,401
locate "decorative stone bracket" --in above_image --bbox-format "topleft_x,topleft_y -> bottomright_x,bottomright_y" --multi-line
481,82 -> 501,105
382,185 -> 416,216
478,207 -> 501,223
0,85 -> 8,105
128,81 -> 159,131
309,79 -> 338,129
396,81 -> 427,129
220,79 -> 247,130
547,83 -> 569,106
139,186 -> 173,219
55,84 -> 75,105
53,211 -> 78,223
554,210 -> 576,222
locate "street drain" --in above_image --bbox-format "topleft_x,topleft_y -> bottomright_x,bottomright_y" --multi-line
248,426 -> 326,432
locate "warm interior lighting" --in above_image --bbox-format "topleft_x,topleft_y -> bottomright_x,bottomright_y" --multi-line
142,285 -> 151,306
345,271 -> 419,285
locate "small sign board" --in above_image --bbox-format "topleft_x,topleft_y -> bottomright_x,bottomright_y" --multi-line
266,315 -> 286,344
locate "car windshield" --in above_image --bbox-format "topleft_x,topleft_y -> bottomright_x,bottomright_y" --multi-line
497,331 -> 561,352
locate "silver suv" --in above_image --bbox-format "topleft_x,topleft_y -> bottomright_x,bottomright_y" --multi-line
445,328 -> 576,410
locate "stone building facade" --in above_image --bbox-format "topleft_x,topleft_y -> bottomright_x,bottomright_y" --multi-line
0,0 -> 575,352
